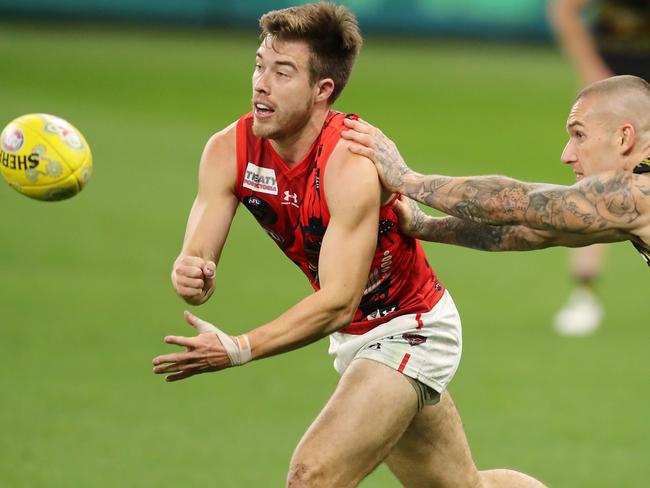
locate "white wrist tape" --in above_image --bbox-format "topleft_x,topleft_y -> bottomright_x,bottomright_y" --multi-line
218,332 -> 252,366
193,316 -> 252,366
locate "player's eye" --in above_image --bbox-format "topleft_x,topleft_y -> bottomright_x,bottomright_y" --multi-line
576,131 -> 585,140
254,63 -> 262,71
277,71 -> 288,78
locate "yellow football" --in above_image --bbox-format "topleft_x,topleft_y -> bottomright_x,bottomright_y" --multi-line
0,113 -> 92,201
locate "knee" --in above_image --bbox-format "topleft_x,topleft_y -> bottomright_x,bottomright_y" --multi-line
286,460 -> 327,488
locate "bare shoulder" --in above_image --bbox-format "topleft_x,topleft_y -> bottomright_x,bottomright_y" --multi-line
202,120 -> 238,163
324,139 -> 381,211
328,138 -> 378,182
585,170 -> 650,214
197,120 -> 239,193
576,169 -> 648,195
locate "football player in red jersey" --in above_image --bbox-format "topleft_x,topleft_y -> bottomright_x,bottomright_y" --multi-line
342,75 -> 650,267
152,3 -> 548,487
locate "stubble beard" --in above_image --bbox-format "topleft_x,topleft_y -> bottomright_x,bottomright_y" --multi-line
252,103 -> 313,142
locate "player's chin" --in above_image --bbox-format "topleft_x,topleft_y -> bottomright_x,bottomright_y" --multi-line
252,120 -> 274,138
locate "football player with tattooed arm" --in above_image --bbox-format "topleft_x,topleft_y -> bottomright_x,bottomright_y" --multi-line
342,75 -> 650,266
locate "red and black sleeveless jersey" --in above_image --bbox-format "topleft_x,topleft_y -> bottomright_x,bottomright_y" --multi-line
234,110 -> 445,334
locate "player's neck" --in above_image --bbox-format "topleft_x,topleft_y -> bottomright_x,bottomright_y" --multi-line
624,146 -> 650,171
269,107 -> 330,167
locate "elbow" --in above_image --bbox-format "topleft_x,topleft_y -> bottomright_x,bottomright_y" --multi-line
340,304 -> 358,328
332,301 -> 359,331
321,292 -> 360,333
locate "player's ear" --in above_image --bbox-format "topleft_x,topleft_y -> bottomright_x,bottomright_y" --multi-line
619,123 -> 636,155
314,78 -> 335,103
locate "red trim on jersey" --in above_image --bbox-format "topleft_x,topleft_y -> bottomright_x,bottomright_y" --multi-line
266,138 -> 316,175
415,313 -> 424,330
310,111 -> 341,224
397,353 -> 411,373
235,116 -> 249,198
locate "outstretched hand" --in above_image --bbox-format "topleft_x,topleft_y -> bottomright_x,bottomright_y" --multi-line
152,311 -> 232,382
341,118 -> 412,193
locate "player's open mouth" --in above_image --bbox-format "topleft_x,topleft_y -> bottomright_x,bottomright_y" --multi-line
254,103 -> 275,119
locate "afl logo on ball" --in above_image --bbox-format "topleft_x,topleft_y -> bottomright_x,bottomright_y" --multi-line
2,128 -> 24,153
45,119 -> 83,150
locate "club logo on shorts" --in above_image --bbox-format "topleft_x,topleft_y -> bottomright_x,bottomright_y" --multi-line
2,128 -> 24,153
402,333 -> 427,347
243,162 -> 278,195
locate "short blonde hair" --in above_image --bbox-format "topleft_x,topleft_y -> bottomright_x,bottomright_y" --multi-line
259,2 -> 362,103
577,75 -> 650,102
577,75 -> 650,136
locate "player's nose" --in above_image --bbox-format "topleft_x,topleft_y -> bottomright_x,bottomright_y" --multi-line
560,140 -> 576,165
253,71 -> 270,95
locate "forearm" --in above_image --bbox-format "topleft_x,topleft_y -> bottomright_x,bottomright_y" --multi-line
413,215 -> 554,251
400,171 -> 552,227
413,214 -> 627,251
246,289 -> 357,360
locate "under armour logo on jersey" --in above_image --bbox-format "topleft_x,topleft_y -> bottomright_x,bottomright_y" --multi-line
282,190 -> 299,207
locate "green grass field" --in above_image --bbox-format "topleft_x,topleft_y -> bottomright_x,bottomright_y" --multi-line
0,21 -> 648,487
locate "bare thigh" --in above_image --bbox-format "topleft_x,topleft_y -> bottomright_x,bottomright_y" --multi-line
287,358 -> 419,488
385,391 -> 482,488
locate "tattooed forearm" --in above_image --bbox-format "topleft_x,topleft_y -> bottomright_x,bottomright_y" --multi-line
401,197 -> 427,236
414,215 -> 624,251
415,216 -> 548,251
400,170 -> 645,234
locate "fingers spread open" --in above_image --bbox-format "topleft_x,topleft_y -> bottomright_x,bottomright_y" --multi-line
165,369 -> 203,382
163,334 -> 197,348
153,359 -> 206,374
342,117 -> 371,132
347,143 -> 375,160
340,129 -> 373,146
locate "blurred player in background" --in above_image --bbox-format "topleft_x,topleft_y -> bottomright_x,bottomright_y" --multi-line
152,3 -> 548,487
342,75 -> 650,271
548,0 -> 650,335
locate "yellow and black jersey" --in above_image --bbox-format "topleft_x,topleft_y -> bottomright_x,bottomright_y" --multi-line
632,158 -> 650,268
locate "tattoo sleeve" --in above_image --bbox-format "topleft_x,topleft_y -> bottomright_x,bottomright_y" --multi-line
415,215 -> 626,251
416,216 -> 549,251
401,170 -> 649,235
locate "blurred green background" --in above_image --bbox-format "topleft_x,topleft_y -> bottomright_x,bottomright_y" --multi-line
0,5 -> 648,488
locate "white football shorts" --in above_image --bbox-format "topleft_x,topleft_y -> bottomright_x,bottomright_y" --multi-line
329,290 -> 462,406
